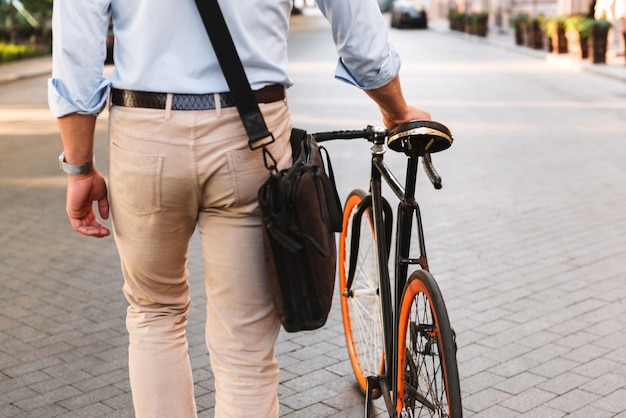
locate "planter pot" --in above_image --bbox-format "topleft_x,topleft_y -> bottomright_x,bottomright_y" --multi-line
590,23 -> 609,63
551,23 -> 568,53
464,16 -> 473,34
526,21 -> 544,49
475,21 -> 488,37
448,15 -> 465,32
580,36 -> 589,59
565,29 -> 589,59
514,26 -> 525,45
623,31 -> 626,64
473,15 -> 489,37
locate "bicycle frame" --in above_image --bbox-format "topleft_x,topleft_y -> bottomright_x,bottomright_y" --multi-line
361,134 -> 432,416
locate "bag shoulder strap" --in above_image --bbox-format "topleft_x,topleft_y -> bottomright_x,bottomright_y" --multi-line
194,0 -> 274,150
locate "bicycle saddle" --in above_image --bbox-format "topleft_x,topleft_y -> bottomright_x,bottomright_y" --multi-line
387,120 -> 453,155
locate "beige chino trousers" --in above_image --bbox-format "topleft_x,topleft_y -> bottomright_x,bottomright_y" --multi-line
108,98 -> 292,417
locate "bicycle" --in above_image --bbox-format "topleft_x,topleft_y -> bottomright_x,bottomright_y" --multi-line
314,120 -> 462,417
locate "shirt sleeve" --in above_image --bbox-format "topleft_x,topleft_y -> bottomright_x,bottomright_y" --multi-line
48,0 -> 112,117
316,0 -> 401,90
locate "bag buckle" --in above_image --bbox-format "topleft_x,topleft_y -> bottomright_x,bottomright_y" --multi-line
262,145 -> 278,173
248,132 -> 275,151
244,112 -> 275,150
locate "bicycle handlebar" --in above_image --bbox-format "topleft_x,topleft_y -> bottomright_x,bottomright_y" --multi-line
422,153 -> 442,189
312,126 -> 444,190
313,126 -> 386,143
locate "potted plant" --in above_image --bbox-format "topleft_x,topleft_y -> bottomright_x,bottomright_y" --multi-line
448,9 -> 465,32
471,12 -> 489,37
590,17 -> 611,63
526,14 -> 545,49
564,15 -> 593,59
544,15 -> 568,53
510,12 -> 529,45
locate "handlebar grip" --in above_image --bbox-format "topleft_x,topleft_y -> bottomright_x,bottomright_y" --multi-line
313,130 -> 372,142
422,153 -> 442,190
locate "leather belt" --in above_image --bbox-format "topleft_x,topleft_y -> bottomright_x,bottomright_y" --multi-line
110,84 -> 285,111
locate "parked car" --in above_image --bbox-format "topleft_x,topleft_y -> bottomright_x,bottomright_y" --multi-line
378,0 -> 394,12
390,1 -> 428,29
105,19 -> 114,64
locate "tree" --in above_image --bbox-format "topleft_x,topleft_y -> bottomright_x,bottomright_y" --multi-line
19,0 -> 52,18
1,0 -> 52,44
21,0 -> 53,41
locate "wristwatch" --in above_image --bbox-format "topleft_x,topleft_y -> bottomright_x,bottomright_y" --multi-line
58,151 -> 94,175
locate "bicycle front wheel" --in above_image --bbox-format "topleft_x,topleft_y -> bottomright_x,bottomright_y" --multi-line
396,270 -> 462,417
339,189 -> 385,394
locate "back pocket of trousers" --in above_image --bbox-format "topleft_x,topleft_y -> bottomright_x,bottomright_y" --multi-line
110,142 -> 164,216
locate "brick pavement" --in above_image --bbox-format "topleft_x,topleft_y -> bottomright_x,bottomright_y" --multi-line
2,13 -> 626,418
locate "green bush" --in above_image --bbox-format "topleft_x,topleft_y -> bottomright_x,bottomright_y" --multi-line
0,42 -> 49,63
448,9 -> 465,31
510,12 -> 529,30
542,15 -> 567,38
564,15 -> 594,39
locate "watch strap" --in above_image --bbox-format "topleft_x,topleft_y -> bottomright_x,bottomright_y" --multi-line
58,151 -> 94,175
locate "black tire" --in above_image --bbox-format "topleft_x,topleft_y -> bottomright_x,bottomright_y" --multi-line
339,189 -> 385,394
396,270 -> 462,417
105,45 -> 114,64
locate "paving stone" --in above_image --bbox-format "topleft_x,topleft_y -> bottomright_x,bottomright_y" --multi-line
281,401 -> 339,417
281,384 -> 338,410
537,371 -> 591,395
283,368 -> 339,392
566,405 -> 616,418
518,405 -> 566,417
470,404 -> 519,418
580,373 -> 626,396
12,385 -> 82,411
545,389 -> 601,414
500,387 -> 557,413
600,388 -> 626,414
282,354 -> 337,376
57,385 -> 124,410
15,404 -> 69,418
461,371 -> 506,396
529,356 -> 580,379
493,372 -> 547,395
463,388 -> 512,413
56,402 -> 115,418
0,403 -> 25,418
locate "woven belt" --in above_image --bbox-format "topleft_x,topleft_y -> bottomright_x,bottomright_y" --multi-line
110,84 -> 285,111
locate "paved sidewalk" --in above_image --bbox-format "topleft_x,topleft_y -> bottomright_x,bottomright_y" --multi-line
427,19 -> 625,83
0,56 -> 53,85
2,13 -> 626,418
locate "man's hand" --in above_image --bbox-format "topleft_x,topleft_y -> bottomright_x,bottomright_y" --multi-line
380,105 -> 431,130
66,170 -> 110,237
365,75 -> 432,129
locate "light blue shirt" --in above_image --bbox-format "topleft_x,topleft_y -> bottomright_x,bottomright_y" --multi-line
48,0 -> 401,118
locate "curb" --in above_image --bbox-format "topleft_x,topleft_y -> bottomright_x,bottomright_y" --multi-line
0,56 -> 52,85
